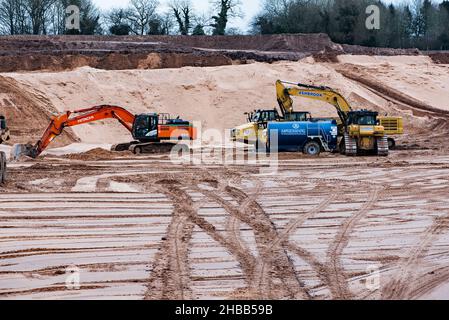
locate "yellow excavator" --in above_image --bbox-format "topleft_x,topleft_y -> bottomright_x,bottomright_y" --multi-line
0,115 -> 10,183
231,80 -> 403,156
275,80 -> 403,155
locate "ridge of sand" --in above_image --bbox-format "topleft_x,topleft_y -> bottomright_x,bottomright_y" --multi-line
2,55 -> 449,147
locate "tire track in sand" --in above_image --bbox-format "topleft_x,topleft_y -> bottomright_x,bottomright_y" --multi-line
224,186 -> 309,299
382,214 -> 449,299
270,193 -> 339,297
206,176 -> 337,298
145,182 -> 195,300
150,180 -> 260,298
224,183 -> 263,279
326,186 -> 381,299
407,265 -> 449,299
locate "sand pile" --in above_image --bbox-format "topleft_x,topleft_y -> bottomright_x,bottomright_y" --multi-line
3,60 -> 373,144
63,147 -> 130,160
0,75 -> 77,146
2,54 -> 449,149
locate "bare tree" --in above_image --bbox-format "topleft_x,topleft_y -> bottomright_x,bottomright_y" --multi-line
24,0 -> 55,34
128,0 -> 159,35
158,11 -> 175,35
192,12 -> 210,35
106,7 -> 132,35
0,0 -> 17,34
210,0 -> 242,35
169,0 -> 193,35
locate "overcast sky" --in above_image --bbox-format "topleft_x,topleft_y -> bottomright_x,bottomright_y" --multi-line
93,0 -> 263,32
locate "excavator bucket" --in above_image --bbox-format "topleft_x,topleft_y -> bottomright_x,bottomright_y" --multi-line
10,143 -> 38,160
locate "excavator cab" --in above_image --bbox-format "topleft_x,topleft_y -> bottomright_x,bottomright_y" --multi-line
284,111 -> 312,122
249,109 -> 280,123
132,114 -> 159,141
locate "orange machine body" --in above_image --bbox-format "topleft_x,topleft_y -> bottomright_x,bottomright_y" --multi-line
157,124 -> 197,140
30,105 -> 196,158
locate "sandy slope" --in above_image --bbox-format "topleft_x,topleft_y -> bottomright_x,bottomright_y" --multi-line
2,59 -> 393,145
3,55 -> 448,148
337,55 -> 449,111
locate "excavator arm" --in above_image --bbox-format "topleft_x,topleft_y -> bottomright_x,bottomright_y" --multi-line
276,80 -> 353,126
23,105 -> 135,158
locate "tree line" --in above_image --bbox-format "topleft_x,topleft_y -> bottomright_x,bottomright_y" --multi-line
0,0 -> 242,36
253,0 -> 449,50
1,0 -> 448,51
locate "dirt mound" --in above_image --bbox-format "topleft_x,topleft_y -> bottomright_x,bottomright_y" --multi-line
341,44 -> 420,56
5,54 -> 449,150
0,76 -> 77,146
0,34 -> 340,52
428,52 -> 449,64
0,34 -> 422,72
0,52 -> 232,73
63,147 -> 125,160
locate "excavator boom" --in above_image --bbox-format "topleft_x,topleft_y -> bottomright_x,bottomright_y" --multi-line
15,105 -> 135,158
276,80 -> 352,126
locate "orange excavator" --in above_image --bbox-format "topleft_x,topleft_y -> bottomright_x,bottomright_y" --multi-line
12,105 -> 197,159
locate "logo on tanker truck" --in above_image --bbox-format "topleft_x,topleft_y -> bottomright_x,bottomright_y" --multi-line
281,123 -> 306,135
331,126 -> 338,136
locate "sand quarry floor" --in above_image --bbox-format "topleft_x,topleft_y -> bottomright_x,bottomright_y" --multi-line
1,55 -> 449,299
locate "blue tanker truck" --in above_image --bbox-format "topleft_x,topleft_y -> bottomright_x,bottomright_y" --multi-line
264,119 -> 338,155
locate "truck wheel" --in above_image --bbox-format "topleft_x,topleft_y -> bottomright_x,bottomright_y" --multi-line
388,138 -> 396,150
303,141 -> 321,156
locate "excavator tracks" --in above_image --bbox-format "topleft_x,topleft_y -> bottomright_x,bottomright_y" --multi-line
376,136 -> 389,156
112,142 -> 189,155
343,134 -> 357,156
